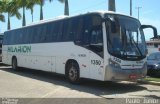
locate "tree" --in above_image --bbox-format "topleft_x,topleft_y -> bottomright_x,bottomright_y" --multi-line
17,0 -> 29,26
2,0 -> 21,30
18,0 -> 41,26
37,0 -> 53,20
34,0 -> 46,20
58,0 -> 69,16
0,14 -> 5,22
39,0 -> 44,20
0,0 -> 5,22
26,0 -> 39,22
108,0 -> 116,12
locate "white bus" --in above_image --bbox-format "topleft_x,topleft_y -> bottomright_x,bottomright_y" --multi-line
0,33 -> 3,62
2,11 -> 157,83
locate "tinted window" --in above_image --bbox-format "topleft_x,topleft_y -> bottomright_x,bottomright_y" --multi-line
31,26 -> 37,43
60,17 -> 85,43
46,22 -> 57,42
82,15 -> 102,45
82,16 -> 92,45
82,14 -> 103,57
3,14 -> 102,46
90,27 -> 103,44
17,29 -> 23,44
56,21 -> 63,41
41,24 -> 47,43
22,28 -> 29,44
74,17 -> 84,44
3,33 -> 7,45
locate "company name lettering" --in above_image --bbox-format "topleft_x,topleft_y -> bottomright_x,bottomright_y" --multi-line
8,46 -> 31,53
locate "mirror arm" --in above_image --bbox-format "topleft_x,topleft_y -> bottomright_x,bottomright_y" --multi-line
141,25 -> 158,38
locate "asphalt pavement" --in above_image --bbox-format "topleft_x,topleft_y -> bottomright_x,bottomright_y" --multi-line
0,64 -> 160,104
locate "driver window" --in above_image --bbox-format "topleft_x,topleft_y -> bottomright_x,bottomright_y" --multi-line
82,14 -> 103,57
109,18 -> 122,51
90,27 -> 103,45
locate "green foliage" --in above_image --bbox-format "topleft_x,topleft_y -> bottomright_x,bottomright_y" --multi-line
0,13 -> 5,22
0,0 -> 21,29
145,77 -> 160,82
1,0 -> 21,19
0,0 -> 69,27
0,0 -> 5,22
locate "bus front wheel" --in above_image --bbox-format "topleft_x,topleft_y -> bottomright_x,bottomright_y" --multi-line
12,57 -> 19,71
66,62 -> 80,83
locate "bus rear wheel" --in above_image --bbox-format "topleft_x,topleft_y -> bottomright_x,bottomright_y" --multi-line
12,57 -> 19,71
66,62 -> 80,83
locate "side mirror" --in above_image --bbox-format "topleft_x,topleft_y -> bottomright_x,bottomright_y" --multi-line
141,25 -> 158,48
140,25 -> 158,39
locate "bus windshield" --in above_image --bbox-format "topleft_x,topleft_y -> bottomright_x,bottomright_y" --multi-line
106,15 -> 146,60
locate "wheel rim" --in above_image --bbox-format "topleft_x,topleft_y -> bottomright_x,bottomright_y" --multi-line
12,59 -> 17,70
68,66 -> 78,81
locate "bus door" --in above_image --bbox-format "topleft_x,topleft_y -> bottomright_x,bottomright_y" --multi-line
89,26 -> 104,80
81,15 -> 104,79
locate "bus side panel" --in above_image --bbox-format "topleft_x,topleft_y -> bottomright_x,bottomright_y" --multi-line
54,42 -> 104,81
3,43 -> 104,81
54,43 -> 91,78
89,51 -> 104,80
2,46 -> 11,65
21,44 -> 56,72
18,55 -> 54,72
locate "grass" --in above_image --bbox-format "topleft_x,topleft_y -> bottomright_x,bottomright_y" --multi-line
144,77 -> 160,82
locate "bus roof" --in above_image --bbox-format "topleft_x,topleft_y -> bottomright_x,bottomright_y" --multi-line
5,10 -> 137,32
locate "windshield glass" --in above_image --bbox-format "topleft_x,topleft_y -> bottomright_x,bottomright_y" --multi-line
105,14 -> 146,60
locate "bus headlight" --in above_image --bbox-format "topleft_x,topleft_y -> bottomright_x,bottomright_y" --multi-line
154,63 -> 160,69
109,59 -> 121,69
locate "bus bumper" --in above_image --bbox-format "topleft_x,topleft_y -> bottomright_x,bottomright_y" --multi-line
104,64 -> 147,81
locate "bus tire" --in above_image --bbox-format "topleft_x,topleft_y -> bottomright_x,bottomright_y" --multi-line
12,57 -> 19,71
66,61 -> 80,84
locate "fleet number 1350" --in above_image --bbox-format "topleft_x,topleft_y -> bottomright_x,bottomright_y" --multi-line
91,60 -> 101,65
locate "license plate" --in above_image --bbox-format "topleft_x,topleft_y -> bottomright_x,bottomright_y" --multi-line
129,74 -> 137,79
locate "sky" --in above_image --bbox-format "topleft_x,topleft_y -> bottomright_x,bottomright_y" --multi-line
0,0 -> 160,41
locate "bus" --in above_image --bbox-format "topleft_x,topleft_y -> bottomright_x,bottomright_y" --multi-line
0,33 -> 3,62
2,11 -> 158,83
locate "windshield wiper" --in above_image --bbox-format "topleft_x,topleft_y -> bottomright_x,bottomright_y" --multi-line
130,36 -> 143,57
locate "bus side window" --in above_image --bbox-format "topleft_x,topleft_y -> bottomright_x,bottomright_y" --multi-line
42,24 -> 47,43
56,21 -> 63,42
46,22 -> 56,42
82,15 -> 92,46
62,19 -> 72,41
5,33 -> 9,45
22,28 -> 28,44
27,27 -> 31,43
29,27 -> 35,43
89,26 -> 103,56
38,25 -> 47,43
90,27 -> 103,45
19,30 -> 23,44
10,31 -> 15,45
74,17 -> 84,45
